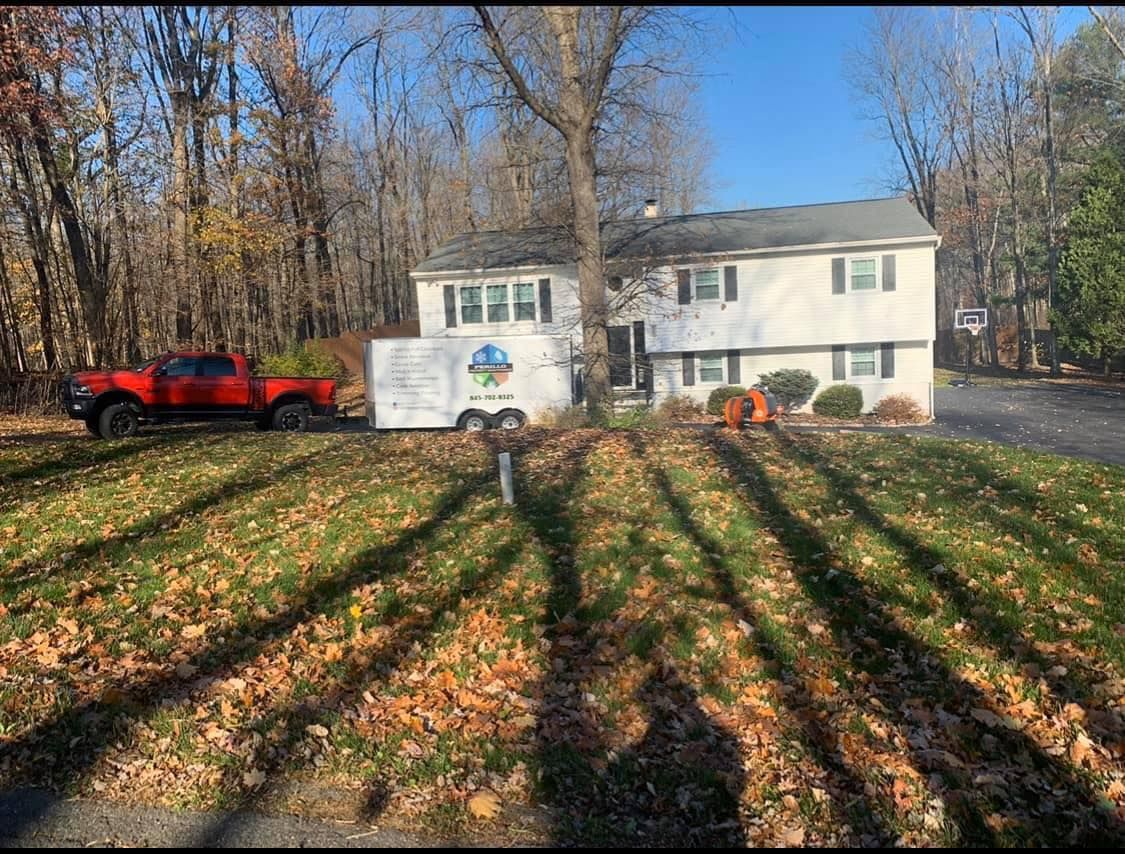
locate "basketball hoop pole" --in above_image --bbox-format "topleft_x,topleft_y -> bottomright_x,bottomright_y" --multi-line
965,326 -> 973,386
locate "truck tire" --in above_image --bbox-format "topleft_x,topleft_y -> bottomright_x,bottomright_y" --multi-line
457,410 -> 489,432
494,409 -> 525,430
272,403 -> 310,432
98,402 -> 139,439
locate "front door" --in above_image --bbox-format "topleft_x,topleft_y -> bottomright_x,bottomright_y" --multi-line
607,326 -> 633,388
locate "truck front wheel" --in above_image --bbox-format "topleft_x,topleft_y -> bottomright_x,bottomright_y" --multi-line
98,403 -> 140,439
272,403 -> 310,433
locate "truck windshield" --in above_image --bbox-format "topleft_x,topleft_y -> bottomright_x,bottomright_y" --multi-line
132,359 -> 158,372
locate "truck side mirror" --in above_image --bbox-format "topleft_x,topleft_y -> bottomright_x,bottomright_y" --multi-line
154,366 -> 167,377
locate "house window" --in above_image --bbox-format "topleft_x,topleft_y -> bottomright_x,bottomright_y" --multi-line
699,353 -> 724,383
694,269 -> 720,301
850,345 -> 877,377
487,284 -> 509,322
850,258 -> 877,290
513,283 -> 536,321
460,286 -> 482,324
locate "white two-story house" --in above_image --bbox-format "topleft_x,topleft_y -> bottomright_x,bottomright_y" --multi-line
410,197 -> 940,415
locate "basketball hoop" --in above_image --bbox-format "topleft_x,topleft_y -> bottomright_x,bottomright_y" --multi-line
953,307 -> 988,387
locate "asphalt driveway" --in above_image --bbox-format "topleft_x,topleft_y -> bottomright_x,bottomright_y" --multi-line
930,381 -> 1124,466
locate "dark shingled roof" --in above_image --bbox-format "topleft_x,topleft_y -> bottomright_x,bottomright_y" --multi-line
414,197 -> 938,274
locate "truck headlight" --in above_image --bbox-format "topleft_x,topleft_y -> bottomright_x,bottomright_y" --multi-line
73,384 -> 93,397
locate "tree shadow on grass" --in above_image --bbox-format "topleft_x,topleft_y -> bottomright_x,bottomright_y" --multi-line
778,434 -> 1123,741
626,431 -> 897,844
0,448 -> 325,610
705,430 -> 1123,845
485,429 -> 748,846
904,438 -> 1125,602
0,432 -> 183,508
0,454 -> 500,839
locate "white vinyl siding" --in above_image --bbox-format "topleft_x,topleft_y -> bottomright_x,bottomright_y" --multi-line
699,353 -> 724,383
850,258 -> 877,291
650,341 -> 933,416
850,345 -> 877,377
694,269 -> 720,301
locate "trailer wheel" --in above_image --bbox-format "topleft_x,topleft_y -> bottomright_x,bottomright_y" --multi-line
495,409 -> 525,430
457,410 -> 489,432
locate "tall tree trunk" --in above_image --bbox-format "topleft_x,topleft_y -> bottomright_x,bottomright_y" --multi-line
566,134 -> 611,415
170,96 -> 193,345
7,144 -> 58,369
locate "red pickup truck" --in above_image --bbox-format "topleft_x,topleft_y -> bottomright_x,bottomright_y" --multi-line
61,351 -> 337,439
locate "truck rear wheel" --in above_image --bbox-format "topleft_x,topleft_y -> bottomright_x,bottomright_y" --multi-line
98,403 -> 139,439
272,403 -> 310,432
495,409 -> 525,430
458,410 -> 489,432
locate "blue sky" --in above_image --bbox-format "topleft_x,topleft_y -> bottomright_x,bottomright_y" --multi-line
698,6 -> 1089,211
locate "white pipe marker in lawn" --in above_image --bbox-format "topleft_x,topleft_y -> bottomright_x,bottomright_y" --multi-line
498,452 -> 514,505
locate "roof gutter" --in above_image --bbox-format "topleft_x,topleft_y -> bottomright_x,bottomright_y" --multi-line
410,234 -> 942,280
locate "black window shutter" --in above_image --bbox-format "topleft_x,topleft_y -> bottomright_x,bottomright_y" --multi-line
882,255 -> 896,291
727,350 -> 740,384
633,321 -> 647,390
724,265 -> 738,302
832,257 -> 845,295
443,285 -> 457,328
832,345 -> 846,380
682,352 -> 695,386
677,269 -> 691,305
881,342 -> 895,378
538,278 -> 552,322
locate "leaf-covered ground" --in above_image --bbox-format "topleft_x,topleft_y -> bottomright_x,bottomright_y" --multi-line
1,418 -> 1123,845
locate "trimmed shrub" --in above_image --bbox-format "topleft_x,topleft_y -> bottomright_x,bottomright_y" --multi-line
812,384 -> 864,418
757,368 -> 818,411
706,385 -> 746,416
874,393 -> 926,424
655,394 -> 708,423
256,341 -> 345,378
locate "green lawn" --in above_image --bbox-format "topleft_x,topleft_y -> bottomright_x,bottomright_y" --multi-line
1,420 -> 1123,845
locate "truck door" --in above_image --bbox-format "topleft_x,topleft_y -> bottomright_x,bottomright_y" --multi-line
151,355 -> 202,412
197,355 -> 246,412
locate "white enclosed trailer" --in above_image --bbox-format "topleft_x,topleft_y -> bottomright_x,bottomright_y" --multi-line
363,335 -> 573,430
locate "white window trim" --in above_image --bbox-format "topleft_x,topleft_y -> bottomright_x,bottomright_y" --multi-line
849,256 -> 880,292
848,344 -> 879,381
698,352 -> 725,385
693,268 -> 721,301
457,281 -> 538,325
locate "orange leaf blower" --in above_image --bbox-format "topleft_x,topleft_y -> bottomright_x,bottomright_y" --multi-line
723,386 -> 781,431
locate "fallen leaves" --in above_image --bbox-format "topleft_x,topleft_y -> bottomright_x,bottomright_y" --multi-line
468,789 -> 502,820
0,426 -> 1122,846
